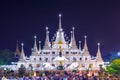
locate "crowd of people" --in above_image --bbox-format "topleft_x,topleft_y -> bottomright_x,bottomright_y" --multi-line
0,70 -> 120,80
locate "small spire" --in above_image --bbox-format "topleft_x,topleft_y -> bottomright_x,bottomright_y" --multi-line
38,41 -> 41,53
21,43 -> 24,52
69,31 -> 72,47
84,35 -> 88,52
33,35 -> 38,53
43,27 -> 51,49
83,35 -> 91,57
20,43 -> 26,61
96,43 -> 103,62
15,41 -> 20,57
34,36 -> 37,48
58,14 -> 62,31
79,41 -> 82,51
70,27 -> 78,49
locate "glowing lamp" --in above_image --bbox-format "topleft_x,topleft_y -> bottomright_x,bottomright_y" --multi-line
34,71 -> 37,77
58,41 -> 63,46
59,14 -> 61,17
118,52 -> 120,56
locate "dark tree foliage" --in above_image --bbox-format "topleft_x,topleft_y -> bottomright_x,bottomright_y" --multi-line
18,64 -> 26,77
0,49 -> 14,65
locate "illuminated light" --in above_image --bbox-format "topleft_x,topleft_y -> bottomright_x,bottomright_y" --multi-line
84,35 -> 87,38
21,43 -> 24,46
34,71 -> 37,77
59,14 -> 61,17
46,27 -> 48,30
79,41 -> 81,43
39,41 -> 41,43
72,27 -> 75,30
117,52 -> 120,56
87,71 -> 92,77
34,36 -> 37,39
58,41 -> 63,45
97,43 -> 100,46
54,56 -> 68,61
87,73 -> 91,77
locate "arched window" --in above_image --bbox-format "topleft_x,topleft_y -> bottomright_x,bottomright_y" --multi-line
29,64 -> 32,67
67,58 -> 70,60
36,64 -> 40,67
52,52 -> 55,54
80,57 -> 82,60
81,64 -> 85,67
39,58 -> 42,61
51,64 -> 55,66
66,52 -> 69,54
52,57 -> 55,60
34,58 -> 36,60
45,58 -> 48,62
73,57 -> 76,62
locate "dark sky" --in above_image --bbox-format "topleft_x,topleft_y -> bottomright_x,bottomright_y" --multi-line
0,0 -> 120,59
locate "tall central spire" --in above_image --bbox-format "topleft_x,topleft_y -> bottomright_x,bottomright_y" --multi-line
58,14 -> 62,31
52,14 -> 68,49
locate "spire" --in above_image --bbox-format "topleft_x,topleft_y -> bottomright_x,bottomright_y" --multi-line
96,43 -> 103,62
38,41 -> 41,53
52,14 -> 68,49
43,27 -> 51,49
15,41 -> 20,57
83,36 -> 91,57
84,36 -> 88,52
69,31 -> 72,47
70,27 -> 78,49
33,36 -> 38,53
79,41 -> 82,51
20,43 -> 26,61
58,14 -> 62,31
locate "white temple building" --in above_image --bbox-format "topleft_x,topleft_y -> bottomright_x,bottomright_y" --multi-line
10,14 -> 105,71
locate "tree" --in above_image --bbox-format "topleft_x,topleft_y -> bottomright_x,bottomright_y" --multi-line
99,64 -> 105,78
0,49 -> 14,65
106,59 -> 120,76
18,64 -> 26,77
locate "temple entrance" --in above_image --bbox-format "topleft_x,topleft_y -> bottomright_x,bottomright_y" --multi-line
57,60 -> 65,70
53,55 -> 68,70
57,65 -> 65,70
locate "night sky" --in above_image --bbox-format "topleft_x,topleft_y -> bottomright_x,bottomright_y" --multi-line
0,0 -> 120,59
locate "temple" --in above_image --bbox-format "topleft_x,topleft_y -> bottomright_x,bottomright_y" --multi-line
5,14 -> 105,71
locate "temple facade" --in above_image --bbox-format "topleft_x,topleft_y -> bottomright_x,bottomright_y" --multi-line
11,14 -> 105,71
